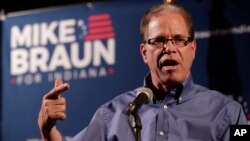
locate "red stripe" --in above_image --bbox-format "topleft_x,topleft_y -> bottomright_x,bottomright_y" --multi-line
88,27 -> 113,34
85,32 -> 115,40
89,21 -> 111,28
89,14 -> 110,21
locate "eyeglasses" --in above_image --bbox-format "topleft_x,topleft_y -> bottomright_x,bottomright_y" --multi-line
146,36 -> 193,48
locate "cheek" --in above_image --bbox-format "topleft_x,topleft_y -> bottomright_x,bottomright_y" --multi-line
183,51 -> 195,69
150,50 -> 161,64
146,51 -> 161,69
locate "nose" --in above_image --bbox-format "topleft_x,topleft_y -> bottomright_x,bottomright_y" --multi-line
163,41 -> 176,54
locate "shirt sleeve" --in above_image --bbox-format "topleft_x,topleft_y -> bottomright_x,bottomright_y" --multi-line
230,101 -> 248,125
220,101 -> 248,141
69,106 -> 107,141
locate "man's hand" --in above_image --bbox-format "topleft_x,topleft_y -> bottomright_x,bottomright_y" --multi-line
38,79 -> 70,141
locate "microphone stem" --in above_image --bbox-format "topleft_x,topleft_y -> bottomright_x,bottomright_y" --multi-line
133,113 -> 142,141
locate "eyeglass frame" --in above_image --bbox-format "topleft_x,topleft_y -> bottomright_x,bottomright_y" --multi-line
145,36 -> 194,48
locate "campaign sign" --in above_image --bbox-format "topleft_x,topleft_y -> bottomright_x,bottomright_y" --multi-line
1,1 -> 161,141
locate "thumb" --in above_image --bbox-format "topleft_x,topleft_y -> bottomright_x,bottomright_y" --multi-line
54,79 -> 63,88
45,79 -> 69,99
54,79 -> 63,98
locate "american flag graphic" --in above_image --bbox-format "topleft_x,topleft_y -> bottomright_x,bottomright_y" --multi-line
84,13 -> 115,40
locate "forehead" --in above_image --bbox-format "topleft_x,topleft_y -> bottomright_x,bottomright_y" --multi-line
147,11 -> 189,38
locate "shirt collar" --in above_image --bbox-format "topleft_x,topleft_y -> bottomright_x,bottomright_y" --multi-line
143,73 -> 193,104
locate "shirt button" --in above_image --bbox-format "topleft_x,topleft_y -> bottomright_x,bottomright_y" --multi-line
159,131 -> 164,136
163,105 -> 168,109
179,97 -> 182,101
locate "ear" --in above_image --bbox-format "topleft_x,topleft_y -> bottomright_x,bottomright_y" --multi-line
190,40 -> 197,60
140,43 -> 148,64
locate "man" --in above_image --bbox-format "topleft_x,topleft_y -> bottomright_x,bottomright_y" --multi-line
38,3 -> 247,141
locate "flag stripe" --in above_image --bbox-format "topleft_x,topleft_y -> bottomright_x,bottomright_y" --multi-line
85,33 -> 115,40
89,21 -> 111,28
88,27 -> 113,34
89,14 -> 110,21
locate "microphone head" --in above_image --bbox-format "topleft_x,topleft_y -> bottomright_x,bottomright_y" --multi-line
126,87 -> 154,115
136,87 -> 153,103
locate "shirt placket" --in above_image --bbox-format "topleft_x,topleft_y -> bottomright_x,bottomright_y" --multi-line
156,102 -> 170,141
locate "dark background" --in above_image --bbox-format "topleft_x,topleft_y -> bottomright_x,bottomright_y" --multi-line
0,0 -> 104,13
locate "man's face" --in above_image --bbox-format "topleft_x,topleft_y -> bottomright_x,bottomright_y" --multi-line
140,11 -> 196,89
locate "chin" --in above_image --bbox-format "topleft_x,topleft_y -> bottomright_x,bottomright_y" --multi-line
164,74 -> 184,85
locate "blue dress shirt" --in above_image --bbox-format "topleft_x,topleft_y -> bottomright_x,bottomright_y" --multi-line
67,74 -> 247,141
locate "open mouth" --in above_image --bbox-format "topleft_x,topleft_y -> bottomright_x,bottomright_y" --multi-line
160,59 -> 178,68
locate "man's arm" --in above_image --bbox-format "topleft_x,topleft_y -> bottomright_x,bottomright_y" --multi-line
38,79 -> 70,141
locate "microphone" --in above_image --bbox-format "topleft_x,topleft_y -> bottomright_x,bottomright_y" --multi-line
126,87 -> 153,115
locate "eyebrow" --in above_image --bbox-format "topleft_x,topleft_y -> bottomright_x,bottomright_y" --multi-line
152,34 -> 187,39
172,34 -> 186,38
